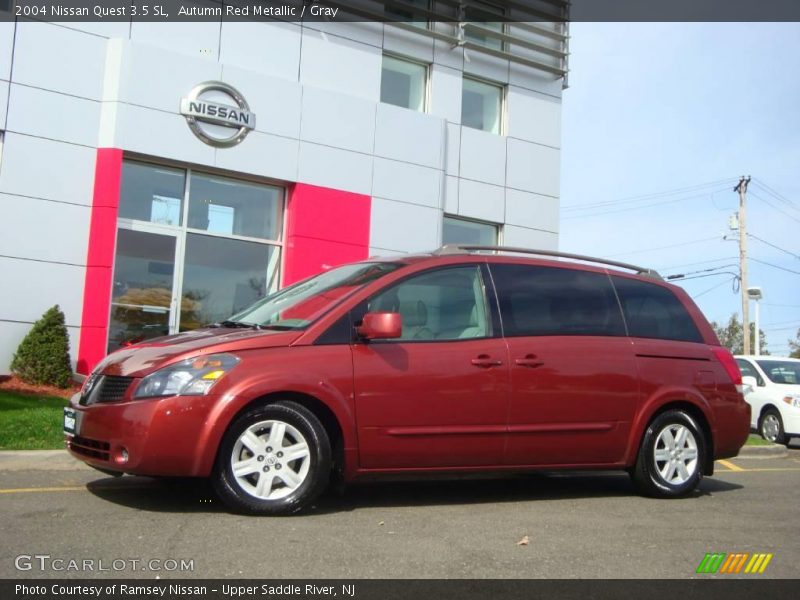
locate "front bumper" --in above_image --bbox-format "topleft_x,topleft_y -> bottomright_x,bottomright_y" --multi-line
65,392 -> 219,477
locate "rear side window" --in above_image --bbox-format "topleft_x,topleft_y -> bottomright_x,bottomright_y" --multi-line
490,264 -> 626,337
611,276 -> 703,343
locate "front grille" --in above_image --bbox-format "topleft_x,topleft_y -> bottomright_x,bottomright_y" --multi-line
80,375 -> 134,405
68,436 -> 110,461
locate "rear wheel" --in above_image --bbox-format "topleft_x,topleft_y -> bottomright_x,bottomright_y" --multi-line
212,401 -> 331,515
631,409 -> 705,498
759,409 -> 787,445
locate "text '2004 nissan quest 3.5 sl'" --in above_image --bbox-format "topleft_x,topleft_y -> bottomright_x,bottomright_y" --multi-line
65,246 -> 750,514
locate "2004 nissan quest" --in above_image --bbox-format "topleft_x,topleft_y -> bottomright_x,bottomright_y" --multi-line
64,246 -> 750,515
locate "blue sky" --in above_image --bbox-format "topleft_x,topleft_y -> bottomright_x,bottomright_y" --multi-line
560,22 -> 800,355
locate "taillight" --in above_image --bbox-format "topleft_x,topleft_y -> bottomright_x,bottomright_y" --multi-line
712,346 -> 743,388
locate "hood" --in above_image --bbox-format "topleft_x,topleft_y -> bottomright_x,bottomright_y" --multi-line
96,327 -> 303,378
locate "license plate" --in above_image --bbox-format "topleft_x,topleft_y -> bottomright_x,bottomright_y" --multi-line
63,408 -> 78,436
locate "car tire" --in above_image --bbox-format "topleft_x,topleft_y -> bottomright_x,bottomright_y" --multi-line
212,400 -> 331,515
631,409 -> 705,498
759,408 -> 788,446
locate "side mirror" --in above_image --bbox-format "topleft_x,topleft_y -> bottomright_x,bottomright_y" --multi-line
357,312 -> 402,340
741,375 -> 757,394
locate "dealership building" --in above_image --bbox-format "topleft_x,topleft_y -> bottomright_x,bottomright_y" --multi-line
0,4 -> 568,375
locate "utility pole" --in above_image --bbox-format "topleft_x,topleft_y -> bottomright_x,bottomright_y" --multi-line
734,176 -> 751,354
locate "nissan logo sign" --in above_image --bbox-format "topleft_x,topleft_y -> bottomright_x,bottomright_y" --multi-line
180,81 -> 256,148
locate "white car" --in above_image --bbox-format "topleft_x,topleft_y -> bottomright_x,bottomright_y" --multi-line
735,355 -> 800,445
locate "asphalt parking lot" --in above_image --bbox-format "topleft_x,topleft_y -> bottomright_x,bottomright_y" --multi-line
1,445 -> 799,579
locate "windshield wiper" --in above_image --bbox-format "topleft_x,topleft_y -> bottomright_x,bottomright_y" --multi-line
258,324 -> 298,331
213,320 -> 262,330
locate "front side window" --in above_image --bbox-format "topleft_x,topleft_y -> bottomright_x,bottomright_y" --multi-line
231,263 -> 402,330
462,77 -> 503,134
381,55 -> 428,112
612,276 -> 703,343
755,360 -> 800,385
442,216 -> 499,246
366,266 -> 490,341
490,264 -> 626,337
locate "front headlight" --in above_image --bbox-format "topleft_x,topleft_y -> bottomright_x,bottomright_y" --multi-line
783,395 -> 800,408
134,353 -> 240,399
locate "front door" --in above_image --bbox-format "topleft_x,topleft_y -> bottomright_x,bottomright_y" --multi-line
353,265 -> 510,469
489,262 -> 640,466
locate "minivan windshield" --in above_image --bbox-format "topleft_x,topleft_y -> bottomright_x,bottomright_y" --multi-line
756,360 -> 800,385
221,262 -> 402,330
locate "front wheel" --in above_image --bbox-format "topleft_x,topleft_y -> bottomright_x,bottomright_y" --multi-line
759,409 -> 787,445
212,401 -> 331,515
631,410 -> 705,498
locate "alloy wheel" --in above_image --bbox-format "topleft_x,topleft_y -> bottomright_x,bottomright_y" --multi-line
653,423 -> 699,485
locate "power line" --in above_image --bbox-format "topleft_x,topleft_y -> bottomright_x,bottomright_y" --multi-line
608,236 -> 722,258
748,233 -> 800,260
658,256 -> 738,271
692,277 -> 738,299
562,190 -> 729,220
750,257 -> 800,276
562,179 -> 736,213
749,191 -> 800,225
764,302 -> 800,308
751,178 -> 800,213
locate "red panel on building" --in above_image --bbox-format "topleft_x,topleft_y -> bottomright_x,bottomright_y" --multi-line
77,149 -> 123,375
282,183 -> 372,286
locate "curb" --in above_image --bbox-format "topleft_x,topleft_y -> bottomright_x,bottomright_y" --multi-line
736,444 -> 789,459
0,449 -> 91,471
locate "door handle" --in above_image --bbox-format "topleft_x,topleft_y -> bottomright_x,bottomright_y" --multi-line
515,354 -> 544,368
471,354 -> 503,368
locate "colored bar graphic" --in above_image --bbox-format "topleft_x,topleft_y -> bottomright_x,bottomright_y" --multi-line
697,552 -> 773,574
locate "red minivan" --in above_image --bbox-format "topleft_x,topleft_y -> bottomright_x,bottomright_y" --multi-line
64,246 -> 750,514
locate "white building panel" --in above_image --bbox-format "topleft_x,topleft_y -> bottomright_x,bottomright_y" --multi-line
464,51 -> 510,85
506,138 -> 561,198
505,189 -> 559,234
300,86 -> 376,155
432,28 -> 464,70
11,22 -> 107,100
372,158 -> 441,209
383,25 -> 435,63
459,126 -> 507,186
370,197 -> 441,253
0,256 -> 85,326
458,179 -> 505,224
444,175 -> 459,214
503,224 -> 558,250
0,21 -> 13,82
306,20 -> 383,49
0,80 -> 7,126
429,64 -> 462,124
215,130 -> 298,183
122,42 -> 222,114
0,193 -> 91,266
116,103 -> 216,167
219,21 -> 302,83
220,65 -> 302,139
130,21 -> 221,60
374,103 -> 444,169
0,133 -> 96,206
6,85 -> 100,148
300,29 -> 382,102
445,123 -> 461,176
297,142 -> 373,196
507,86 -> 562,148
510,62 -> 563,97
52,22 -> 132,39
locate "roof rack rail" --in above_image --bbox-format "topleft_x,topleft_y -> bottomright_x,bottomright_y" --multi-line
433,245 -> 662,279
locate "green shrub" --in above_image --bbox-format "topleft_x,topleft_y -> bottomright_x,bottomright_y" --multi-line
10,305 -> 73,388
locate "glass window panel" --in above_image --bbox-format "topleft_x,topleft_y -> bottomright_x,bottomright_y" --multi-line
367,266 -> 489,341
381,55 -> 427,112
108,229 -> 176,352
384,0 -> 429,28
188,173 -> 283,241
462,77 -> 502,134
119,161 -> 185,226
611,276 -> 703,343
443,217 -> 498,246
465,1 -> 505,51
180,233 -> 278,331
491,264 -> 627,338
